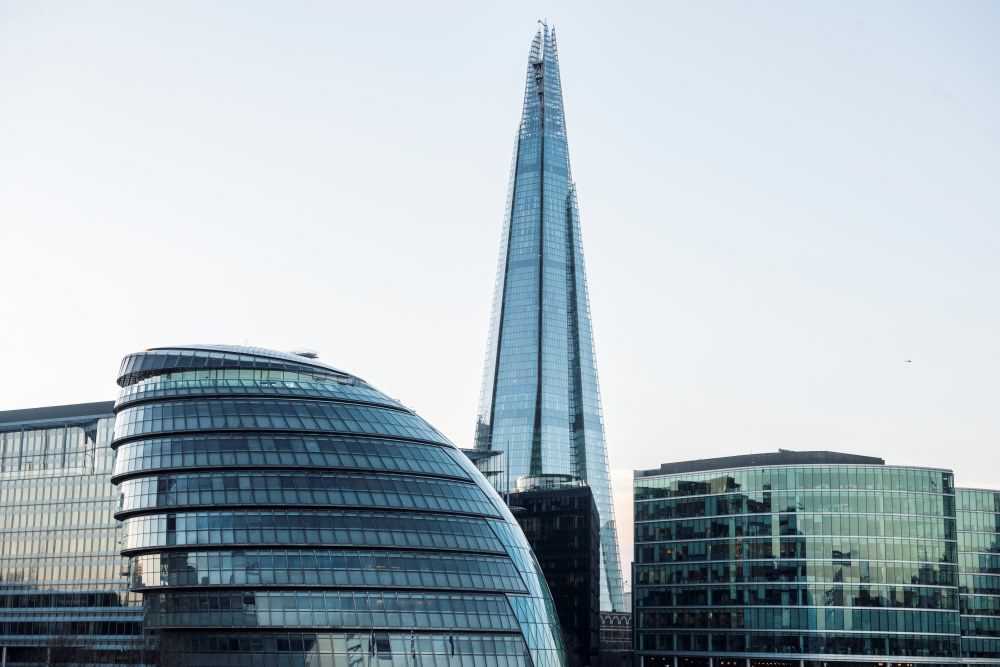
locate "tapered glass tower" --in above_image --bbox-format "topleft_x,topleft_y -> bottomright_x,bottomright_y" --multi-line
475,23 -> 626,612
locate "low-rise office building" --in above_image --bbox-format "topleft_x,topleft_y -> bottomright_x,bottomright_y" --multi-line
0,402 -> 142,665
634,450 -> 972,667
956,487 -> 1000,662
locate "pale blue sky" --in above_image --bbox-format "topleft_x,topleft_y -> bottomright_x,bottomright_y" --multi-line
1,1 -> 998,565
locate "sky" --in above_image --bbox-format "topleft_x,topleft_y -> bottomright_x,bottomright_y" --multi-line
1,1 -> 998,569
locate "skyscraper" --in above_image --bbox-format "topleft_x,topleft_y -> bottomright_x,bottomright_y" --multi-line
474,23 -> 625,612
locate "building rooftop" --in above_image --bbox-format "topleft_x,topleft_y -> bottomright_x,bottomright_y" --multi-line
149,344 -> 348,376
116,344 -> 362,387
636,450 -> 886,478
0,401 -> 115,427
460,448 -> 502,463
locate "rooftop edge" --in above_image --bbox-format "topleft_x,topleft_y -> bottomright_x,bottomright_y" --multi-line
635,450 -> 889,478
0,401 -> 116,427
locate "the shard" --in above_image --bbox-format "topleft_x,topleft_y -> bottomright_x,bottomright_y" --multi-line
475,23 -> 626,612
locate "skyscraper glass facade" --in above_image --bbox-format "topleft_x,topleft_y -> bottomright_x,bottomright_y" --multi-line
0,402 -> 142,665
957,488 -> 1000,663
633,451 -> 964,666
112,344 -> 565,666
474,22 -> 625,612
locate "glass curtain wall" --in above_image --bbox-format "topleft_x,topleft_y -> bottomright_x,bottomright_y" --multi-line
473,22 -> 625,613
957,488 -> 1000,662
633,457 -> 963,665
0,404 -> 142,665
112,345 -> 565,667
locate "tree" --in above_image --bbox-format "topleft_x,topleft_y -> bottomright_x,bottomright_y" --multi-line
42,633 -> 90,666
139,631 -> 187,667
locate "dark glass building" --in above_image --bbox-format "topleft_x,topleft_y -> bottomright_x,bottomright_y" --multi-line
0,402 -> 142,666
473,21 -> 625,613
957,488 -> 1000,662
633,451 -> 964,667
508,475 -> 600,667
111,344 -> 565,666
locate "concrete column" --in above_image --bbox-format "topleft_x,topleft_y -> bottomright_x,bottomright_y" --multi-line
708,658 -> 713,667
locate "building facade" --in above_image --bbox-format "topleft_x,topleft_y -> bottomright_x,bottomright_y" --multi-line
473,22 -> 625,613
598,611 -> 632,667
957,488 -> 1000,662
111,344 -> 565,666
633,451 -> 965,666
0,402 -> 142,665
508,475 -> 600,667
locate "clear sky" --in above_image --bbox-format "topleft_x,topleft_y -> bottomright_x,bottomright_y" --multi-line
2,1 -> 998,568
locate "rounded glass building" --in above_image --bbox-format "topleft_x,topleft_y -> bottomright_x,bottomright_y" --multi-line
633,451 -> 962,667
111,345 -> 565,666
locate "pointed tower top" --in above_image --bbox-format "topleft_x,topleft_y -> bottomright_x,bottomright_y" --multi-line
530,20 -> 562,65
529,26 -> 543,64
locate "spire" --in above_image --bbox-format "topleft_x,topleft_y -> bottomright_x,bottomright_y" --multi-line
475,24 -> 627,612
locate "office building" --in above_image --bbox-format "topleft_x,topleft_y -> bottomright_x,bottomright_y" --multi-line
599,610 -> 632,667
509,474 -> 600,666
957,488 -> 1000,662
111,344 -> 565,666
0,402 -> 142,666
634,451 -> 966,666
473,21 -> 625,612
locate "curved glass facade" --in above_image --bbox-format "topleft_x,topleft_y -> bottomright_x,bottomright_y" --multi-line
633,453 -> 963,666
113,345 -> 565,666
